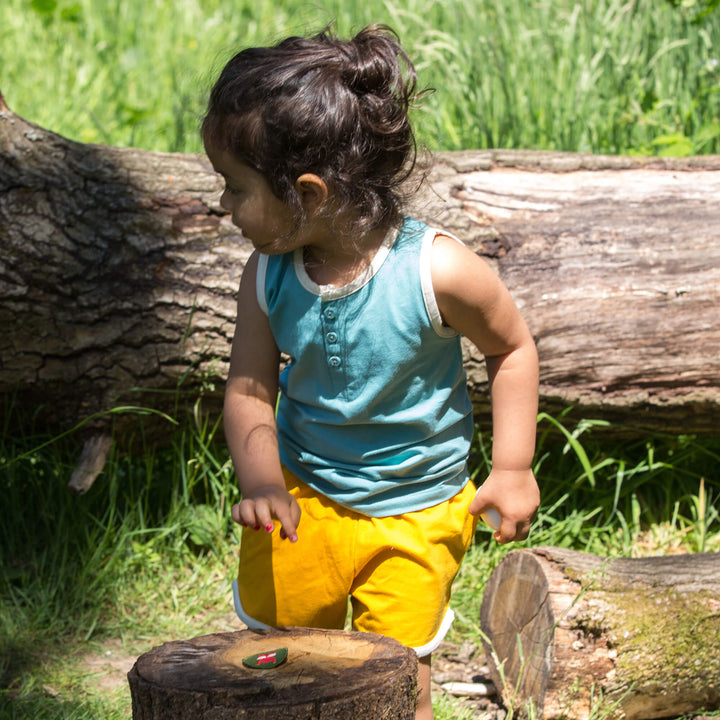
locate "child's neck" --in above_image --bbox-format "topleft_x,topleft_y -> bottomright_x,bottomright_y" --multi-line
302,225 -> 390,288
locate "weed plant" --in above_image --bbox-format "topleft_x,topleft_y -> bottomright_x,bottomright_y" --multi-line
451,417 -> 720,647
2,0 -> 719,155
0,402 -> 240,719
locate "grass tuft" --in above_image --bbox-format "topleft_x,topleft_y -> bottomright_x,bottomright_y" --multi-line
2,0 -> 719,155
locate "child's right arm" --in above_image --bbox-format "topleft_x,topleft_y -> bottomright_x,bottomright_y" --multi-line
224,252 -> 301,542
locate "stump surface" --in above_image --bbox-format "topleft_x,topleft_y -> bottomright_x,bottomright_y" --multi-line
127,627 -> 418,719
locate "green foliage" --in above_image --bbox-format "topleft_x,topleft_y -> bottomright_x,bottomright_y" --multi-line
1,402 -> 718,718
0,400 -> 240,718
2,0 -> 719,155
666,0 -> 720,23
450,416 -> 720,648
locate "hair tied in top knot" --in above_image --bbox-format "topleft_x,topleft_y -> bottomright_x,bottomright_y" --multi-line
339,25 -> 412,97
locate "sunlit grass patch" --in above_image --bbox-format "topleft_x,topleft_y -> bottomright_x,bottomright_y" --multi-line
2,0 -> 718,155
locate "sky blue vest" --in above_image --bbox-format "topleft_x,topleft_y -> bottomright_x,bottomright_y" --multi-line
257,217 -> 474,516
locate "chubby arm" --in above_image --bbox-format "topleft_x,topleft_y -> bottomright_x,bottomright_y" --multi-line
432,235 -> 540,543
225,251 -> 300,542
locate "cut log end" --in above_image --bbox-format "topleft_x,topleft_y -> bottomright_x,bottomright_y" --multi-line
127,627 -> 418,720
480,547 -> 720,720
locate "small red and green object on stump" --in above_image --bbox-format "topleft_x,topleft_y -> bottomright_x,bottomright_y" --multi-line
242,646 -> 288,669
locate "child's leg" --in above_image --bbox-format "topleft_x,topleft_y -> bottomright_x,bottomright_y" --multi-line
349,481 -> 478,717
234,470 -> 475,720
416,655 -> 433,720
349,480 -> 477,644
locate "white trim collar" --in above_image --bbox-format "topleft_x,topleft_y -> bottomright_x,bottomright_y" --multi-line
293,225 -> 399,300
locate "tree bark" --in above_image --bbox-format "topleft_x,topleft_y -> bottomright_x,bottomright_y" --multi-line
127,627 -> 417,719
479,546 -> 720,720
2,100 -> 720,444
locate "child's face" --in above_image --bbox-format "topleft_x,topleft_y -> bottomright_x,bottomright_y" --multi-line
206,145 -> 298,254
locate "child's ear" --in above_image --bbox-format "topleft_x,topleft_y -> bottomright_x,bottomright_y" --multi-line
295,173 -> 328,216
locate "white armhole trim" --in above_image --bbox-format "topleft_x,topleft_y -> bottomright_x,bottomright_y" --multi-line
412,606 -> 455,657
420,227 -> 461,338
232,579 -> 273,630
256,254 -> 269,316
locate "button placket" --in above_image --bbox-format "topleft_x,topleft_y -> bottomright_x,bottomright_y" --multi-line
322,304 -> 342,371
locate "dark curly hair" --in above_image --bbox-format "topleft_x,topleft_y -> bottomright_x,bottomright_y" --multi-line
202,24 -> 425,237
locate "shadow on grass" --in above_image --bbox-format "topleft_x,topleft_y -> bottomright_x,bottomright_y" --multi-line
1,637 -> 38,695
0,692 -> 115,720
0,637 -> 115,720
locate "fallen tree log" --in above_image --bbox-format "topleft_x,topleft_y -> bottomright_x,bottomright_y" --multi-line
127,627 -> 417,719
479,547 -> 720,720
2,97 -> 720,449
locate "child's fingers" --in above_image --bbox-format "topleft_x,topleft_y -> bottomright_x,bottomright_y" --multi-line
496,516 -> 532,544
496,514 -> 523,544
251,497 -> 275,532
512,518 -> 532,542
232,492 -> 300,541
233,498 -> 264,530
468,484 -> 492,517
496,518 -> 514,544
272,499 -> 300,543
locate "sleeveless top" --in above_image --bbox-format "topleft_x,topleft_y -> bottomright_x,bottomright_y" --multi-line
256,216 -> 474,516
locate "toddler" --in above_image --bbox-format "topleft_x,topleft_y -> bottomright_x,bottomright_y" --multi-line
202,24 -> 540,720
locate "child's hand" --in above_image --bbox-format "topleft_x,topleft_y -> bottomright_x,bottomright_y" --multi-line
231,485 -> 301,543
469,468 -> 539,544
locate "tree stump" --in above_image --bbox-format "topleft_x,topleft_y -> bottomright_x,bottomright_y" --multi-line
479,547 -> 720,720
127,627 -> 418,719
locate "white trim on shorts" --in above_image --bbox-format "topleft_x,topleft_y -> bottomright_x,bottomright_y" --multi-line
232,578 -> 272,630
411,606 -> 455,657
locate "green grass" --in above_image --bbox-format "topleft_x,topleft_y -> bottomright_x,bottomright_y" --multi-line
2,0 -> 719,155
2,0 -> 720,717
0,402 -> 242,719
1,401 -> 718,719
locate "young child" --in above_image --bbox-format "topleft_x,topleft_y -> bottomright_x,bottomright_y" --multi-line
203,24 -> 539,719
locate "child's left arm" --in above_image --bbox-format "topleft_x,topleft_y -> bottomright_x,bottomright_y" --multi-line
432,234 -> 540,543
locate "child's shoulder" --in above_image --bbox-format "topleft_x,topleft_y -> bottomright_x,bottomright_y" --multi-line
400,216 -> 461,247
430,228 -> 502,309
395,216 -> 479,291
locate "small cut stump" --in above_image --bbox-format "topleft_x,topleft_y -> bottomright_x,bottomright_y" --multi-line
127,627 -> 418,719
480,547 -> 720,720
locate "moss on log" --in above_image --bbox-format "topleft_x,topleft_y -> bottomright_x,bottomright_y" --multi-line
480,547 -> 720,720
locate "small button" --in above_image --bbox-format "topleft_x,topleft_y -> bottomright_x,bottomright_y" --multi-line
326,332 -> 338,344
328,356 -> 341,367
325,308 -> 336,320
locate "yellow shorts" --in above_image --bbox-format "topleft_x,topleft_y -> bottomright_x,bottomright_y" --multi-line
233,470 -> 478,656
